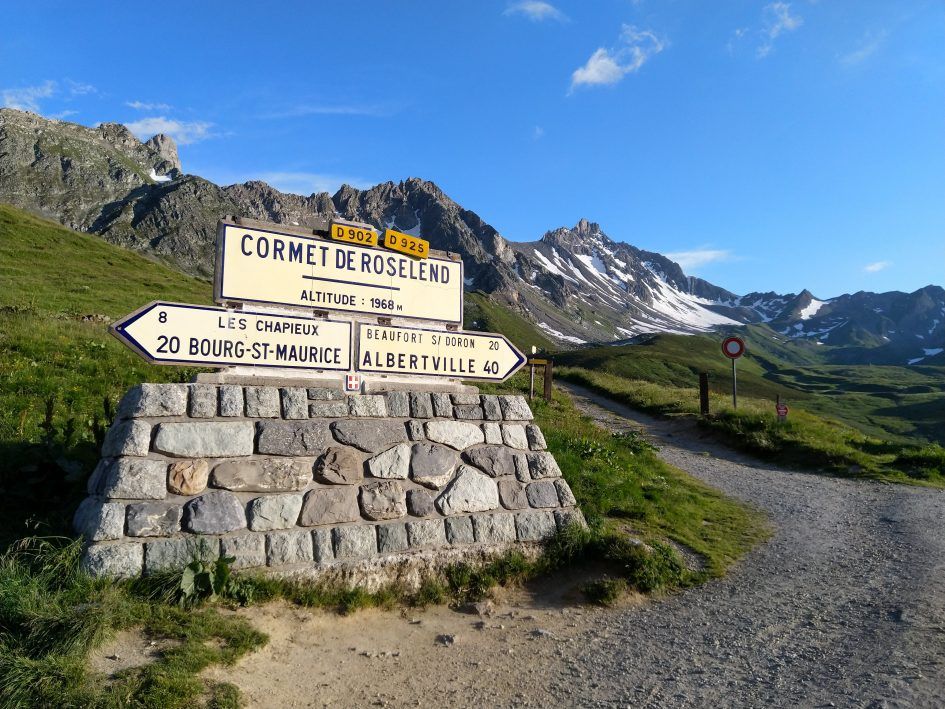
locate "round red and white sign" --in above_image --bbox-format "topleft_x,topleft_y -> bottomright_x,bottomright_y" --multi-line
721,336 -> 746,359
776,403 -> 789,416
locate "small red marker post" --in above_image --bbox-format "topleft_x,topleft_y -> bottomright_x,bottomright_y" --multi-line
721,336 -> 746,410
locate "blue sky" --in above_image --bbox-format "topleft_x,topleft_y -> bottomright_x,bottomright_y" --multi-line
2,1 -> 942,298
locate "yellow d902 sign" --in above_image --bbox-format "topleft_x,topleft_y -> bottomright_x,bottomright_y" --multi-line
384,229 -> 429,259
330,222 -> 377,247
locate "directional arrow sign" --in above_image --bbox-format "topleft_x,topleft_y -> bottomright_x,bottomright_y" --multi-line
356,323 -> 526,381
111,301 -> 352,371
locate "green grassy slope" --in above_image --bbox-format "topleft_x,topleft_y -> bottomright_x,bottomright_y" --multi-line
464,290 -> 556,353
0,205 -> 213,542
557,329 -> 945,446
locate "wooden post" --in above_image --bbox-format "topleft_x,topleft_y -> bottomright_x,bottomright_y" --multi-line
699,372 -> 710,416
543,360 -> 553,403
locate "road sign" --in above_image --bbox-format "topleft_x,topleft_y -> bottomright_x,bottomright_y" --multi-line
356,323 -> 526,381
776,403 -> 789,417
330,220 -> 378,247
721,336 -> 746,359
215,221 -> 463,323
111,301 -> 352,371
345,373 -> 362,392
383,228 -> 429,259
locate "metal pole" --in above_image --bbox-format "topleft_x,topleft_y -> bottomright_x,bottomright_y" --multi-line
732,358 -> 737,410
529,363 -> 535,401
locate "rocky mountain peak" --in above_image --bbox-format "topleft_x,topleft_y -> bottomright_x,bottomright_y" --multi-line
97,122 -> 139,149
144,133 -> 181,172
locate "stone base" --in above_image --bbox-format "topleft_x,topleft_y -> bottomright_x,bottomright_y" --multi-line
77,383 -> 584,581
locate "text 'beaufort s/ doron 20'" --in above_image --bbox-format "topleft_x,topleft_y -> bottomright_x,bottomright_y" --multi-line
215,223 -> 463,323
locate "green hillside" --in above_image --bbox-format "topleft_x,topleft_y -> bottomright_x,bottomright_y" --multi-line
557,328 -> 945,446
0,205 -> 213,542
464,290 -> 556,353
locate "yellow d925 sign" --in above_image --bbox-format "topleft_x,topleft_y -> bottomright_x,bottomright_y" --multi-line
384,229 -> 429,259
331,222 -> 378,246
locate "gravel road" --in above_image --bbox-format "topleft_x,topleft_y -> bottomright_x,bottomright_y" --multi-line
558,382 -> 945,708
199,384 -> 945,708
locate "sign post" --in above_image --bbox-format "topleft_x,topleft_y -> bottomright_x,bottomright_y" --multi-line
776,396 -> 789,422
721,336 -> 746,410
110,301 -> 352,371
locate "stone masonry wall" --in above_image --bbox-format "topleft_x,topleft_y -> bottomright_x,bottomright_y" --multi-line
76,383 -> 584,582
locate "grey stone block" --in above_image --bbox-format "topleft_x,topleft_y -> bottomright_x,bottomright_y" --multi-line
501,424 -> 529,450
145,537 -> 218,574
555,479 -> 577,507
359,480 -> 406,521
445,516 -> 475,545
245,386 -> 281,418
410,443 -> 459,490
377,523 -> 409,553
333,525 -> 377,559
482,422 -> 502,445
481,395 -> 502,421
407,489 -> 436,517
314,446 -> 363,485
267,529 -> 313,565
514,453 -> 531,483
554,508 -> 588,531
330,420 -> 407,453
221,533 -> 267,569
257,420 -> 332,456
384,391 -> 410,417
451,393 -> 480,405
431,392 -> 453,418
153,422 -> 254,458
211,458 -> 310,492
299,487 -> 360,526
100,458 -> 167,500
406,519 -> 447,549
462,446 -> 515,478
409,392 -> 434,418
281,387 -> 308,419
454,405 -> 484,420
117,383 -> 188,418
183,491 -> 246,534
308,388 -> 344,400
309,400 -> 348,417
406,420 -> 426,441
526,452 -> 562,479
499,395 -> 533,421
167,459 -> 210,495
312,528 -> 334,562
247,494 -> 303,531
87,460 -> 108,495
498,480 -> 529,510
348,395 -> 387,417
526,424 -> 547,451
102,420 -> 152,458
515,510 -> 557,542
73,498 -> 125,541
425,421 -> 484,450
218,385 -> 244,417
472,513 -> 516,544
435,466 -> 500,515
367,443 -> 411,479
526,480 -> 560,508
126,502 -> 182,537
189,384 -> 218,418
82,543 -> 143,578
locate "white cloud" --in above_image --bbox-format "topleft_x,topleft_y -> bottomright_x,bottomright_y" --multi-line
261,104 -> 388,119
255,171 -> 373,196
757,2 -> 803,58
532,125 -> 545,140
66,80 -> 96,96
864,260 -> 891,273
570,25 -> 666,92
503,1 -> 567,23
126,100 -> 172,111
840,31 -> 886,66
665,248 -> 733,271
124,116 -> 214,145
2,80 -> 56,112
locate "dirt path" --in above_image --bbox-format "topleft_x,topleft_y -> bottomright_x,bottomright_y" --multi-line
198,383 -> 945,708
